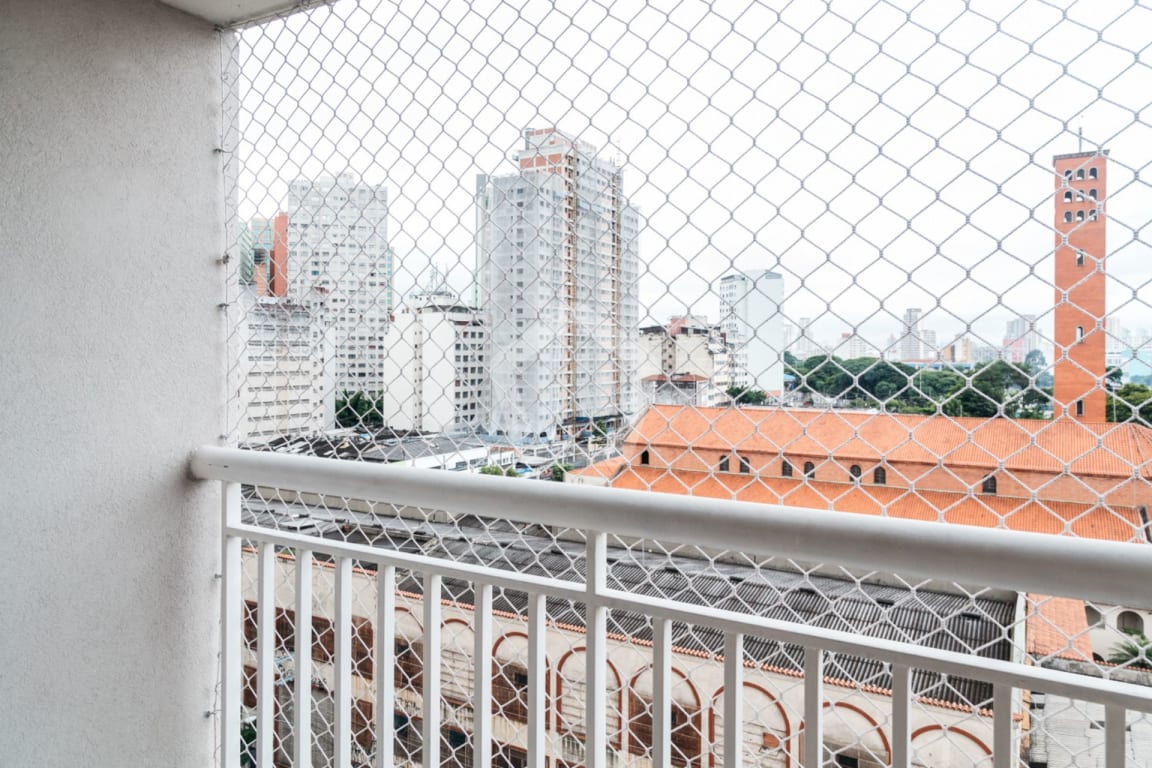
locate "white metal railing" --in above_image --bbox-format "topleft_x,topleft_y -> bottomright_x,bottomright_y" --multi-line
194,446 -> 1152,768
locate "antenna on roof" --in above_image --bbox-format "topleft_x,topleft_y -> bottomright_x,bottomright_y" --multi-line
1077,118 -> 1084,152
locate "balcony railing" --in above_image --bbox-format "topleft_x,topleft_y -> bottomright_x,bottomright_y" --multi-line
193,445 -> 1152,768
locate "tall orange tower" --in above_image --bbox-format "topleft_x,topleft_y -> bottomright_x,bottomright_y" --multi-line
1053,150 -> 1108,421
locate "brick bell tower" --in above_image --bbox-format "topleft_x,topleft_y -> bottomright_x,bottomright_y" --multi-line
1053,149 -> 1108,421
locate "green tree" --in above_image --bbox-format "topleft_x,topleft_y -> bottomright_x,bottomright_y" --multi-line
335,390 -> 382,429
479,465 -> 506,476
550,463 -> 573,482
505,465 -> 519,477
1108,632 -> 1152,670
1024,348 -> 1047,370
1108,383 -> 1152,426
725,386 -> 768,405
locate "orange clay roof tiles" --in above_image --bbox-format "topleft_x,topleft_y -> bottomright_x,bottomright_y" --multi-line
1025,595 -> 1094,662
625,405 -> 1152,479
604,464 -> 1146,542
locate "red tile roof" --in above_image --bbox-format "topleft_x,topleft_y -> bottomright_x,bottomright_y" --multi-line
601,464 -> 1147,542
1025,595 -> 1094,661
626,405 -> 1152,479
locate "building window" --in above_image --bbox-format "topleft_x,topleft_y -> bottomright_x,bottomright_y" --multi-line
1089,188 -> 1098,199
1089,166 -> 1098,179
1085,605 -> 1102,626
739,455 -> 751,474
803,461 -> 816,478
493,662 -> 529,722
981,475 -> 997,495
1076,400 -> 1085,417
1064,169 -> 1073,181
1064,211 -> 1072,223
718,456 -> 729,473
1076,250 -> 1085,267
781,459 -> 793,478
1089,208 -> 1098,220
873,467 -> 887,485
1076,210 -> 1085,221
1077,168 -> 1085,180
850,464 -> 862,482
640,449 -> 650,466
1063,190 -> 1072,202
1118,611 -> 1144,634
1076,325 -> 1084,342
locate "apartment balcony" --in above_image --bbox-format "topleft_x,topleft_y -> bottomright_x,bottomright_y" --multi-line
193,446 -> 1152,768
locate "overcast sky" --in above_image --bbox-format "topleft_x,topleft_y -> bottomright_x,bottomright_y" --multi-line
235,0 -> 1152,355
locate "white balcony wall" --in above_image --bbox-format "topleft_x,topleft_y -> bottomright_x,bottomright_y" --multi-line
0,0 -> 224,765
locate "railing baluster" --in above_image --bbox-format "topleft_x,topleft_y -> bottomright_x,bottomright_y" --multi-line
891,664 -> 910,768
473,583 -> 493,768
220,482 -> 242,768
334,556 -> 353,768
804,648 -> 823,768
295,549 -> 314,768
653,617 -> 672,768
586,532 -> 608,768
423,573 -> 443,768
528,592 -> 547,768
258,541 -> 276,767
375,565 -> 396,768
994,683 -> 1013,768
1105,704 -> 1126,768
724,633 -> 744,768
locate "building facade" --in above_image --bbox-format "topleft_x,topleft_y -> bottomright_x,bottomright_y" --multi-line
1052,150 -> 1108,421
637,316 -> 720,406
477,128 -> 640,438
381,282 -> 488,433
286,172 -> 393,395
718,270 -> 785,395
1005,315 -> 1040,364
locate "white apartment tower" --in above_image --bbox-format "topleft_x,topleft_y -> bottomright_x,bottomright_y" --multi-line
718,270 -> 785,395
381,278 -> 487,433
286,172 -> 393,395
477,128 -> 640,437
235,288 -> 334,443
900,307 -> 925,361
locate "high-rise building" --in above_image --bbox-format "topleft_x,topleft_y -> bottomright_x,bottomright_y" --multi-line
239,214 -> 288,296
380,275 -> 488,433
286,172 -> 393,395
1053,151 -> 1108,421
899,307 -> 923,361
477,128 -> 640,438
718,270 -> 785,395
1005,315 -> 1040,364
236,288 -> 334,443
837,332 -> 877,360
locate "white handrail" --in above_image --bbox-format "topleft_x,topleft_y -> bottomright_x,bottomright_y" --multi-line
191,445 -> 1152,608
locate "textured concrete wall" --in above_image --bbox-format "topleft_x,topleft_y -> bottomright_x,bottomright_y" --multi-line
0,0 -> 224,763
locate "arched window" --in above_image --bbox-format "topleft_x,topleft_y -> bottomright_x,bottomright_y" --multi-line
1064,211 -> 1072,223
803,461 -> 816,478
738,455 -> 751,474
640,450 -> 650,466
1118,611 -> 1144,634
1076,249 -> 1085,267
849,465 -> 862,482
1076,190 -> 1084,201
981,475 -> 997,495
1063,190 -> 1072,202
1089,188 -> 1097,199
1077,168 -> 1085,180
1076,210 -> 1085,221
1064,169 -> 1073,181
873,467 -> 887,485
1089,166 -> 1098,179
781,459 -> 793,478
1076,325 -> 1084,342
718,456 -> 729,473
1089,208 -> 1098,220
1085,605 -> 1102,627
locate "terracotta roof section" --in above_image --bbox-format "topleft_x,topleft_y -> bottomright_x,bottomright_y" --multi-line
626,405 -> 1152,479
598,464 -> 1147,542
568,457 -> 626,479
1025,594 -> 1094,662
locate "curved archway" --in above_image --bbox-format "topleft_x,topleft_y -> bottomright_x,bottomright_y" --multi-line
628,666 -> 704,768
910,725 -> 992,767
707,682 -> 791,768
556,647 -> 625,745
